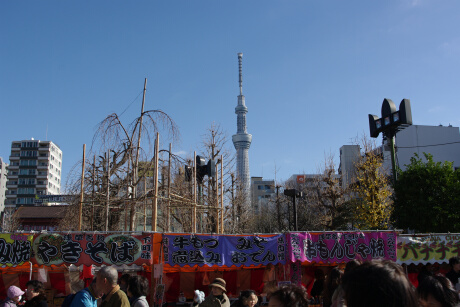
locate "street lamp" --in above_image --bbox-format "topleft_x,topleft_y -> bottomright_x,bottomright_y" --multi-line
284,189 -> 303,231
368,98 -> 412,183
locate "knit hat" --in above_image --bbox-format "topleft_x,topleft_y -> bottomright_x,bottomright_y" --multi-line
7,286 -> 25,299
209,278 -> 227,292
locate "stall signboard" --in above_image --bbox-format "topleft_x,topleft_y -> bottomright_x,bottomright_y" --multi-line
287,232 -> 397,263
31,233 -> 153,266
397,234 -> 460,265
164,234 -> 286,267
0,233 -> 34,267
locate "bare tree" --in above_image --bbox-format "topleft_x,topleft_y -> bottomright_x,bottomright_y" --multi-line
62,95 -> 179,231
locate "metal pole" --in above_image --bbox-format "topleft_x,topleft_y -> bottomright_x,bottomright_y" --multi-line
143,166 -> 147,232
193,151 -> 197,233
220,155 -> 224,234
105,150 -> 110,232
125,160 -> 130,231
91,155 -> 95,231
167,143 -> 172,232
293,195 -> 298,231
132,78 -> 147,230
215,160 -> 219,233
276,186 -> 281,230
389,134 -> 397,184
78,144 -> 86,231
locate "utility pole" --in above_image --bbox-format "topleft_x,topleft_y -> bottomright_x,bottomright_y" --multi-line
132,78 -> 147,231
78,144 -> 86,231
105,150 -> 110,232
276,185 -> 281,230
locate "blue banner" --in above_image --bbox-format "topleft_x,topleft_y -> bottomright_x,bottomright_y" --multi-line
164,234 -> 286,267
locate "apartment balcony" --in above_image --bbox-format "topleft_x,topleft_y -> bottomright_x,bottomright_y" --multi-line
37,164 -> 49,169
11,147 -> 20,151
36,181 -> 48,188
38,146 -> 50,151
6,182 -> 17,188
8,165 -> 19,169
38,155 -> 49,160
9,155 -> 20,160
37,173 -> 48,178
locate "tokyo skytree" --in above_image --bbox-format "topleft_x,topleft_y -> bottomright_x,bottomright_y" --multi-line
232,53 -> 252,194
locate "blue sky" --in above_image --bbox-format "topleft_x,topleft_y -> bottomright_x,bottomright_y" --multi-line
1,0 -> 460,186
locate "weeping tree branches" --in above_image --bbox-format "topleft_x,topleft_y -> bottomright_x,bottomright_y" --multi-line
62,83 -> 179,231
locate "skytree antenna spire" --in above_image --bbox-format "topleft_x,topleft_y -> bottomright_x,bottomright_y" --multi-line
232,53 -> 252,197
238,52 -> 243,95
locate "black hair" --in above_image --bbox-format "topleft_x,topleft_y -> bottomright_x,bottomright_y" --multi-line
342,260 -> 419,307
25,280 -> 45,296
344,259 -> 361,274
269,284 -> 309,307
127,275 -> 149,298
417,274 -> 459,307
119,273 -> 131,284
448,256 -> 460,267
323,267 -> 343,307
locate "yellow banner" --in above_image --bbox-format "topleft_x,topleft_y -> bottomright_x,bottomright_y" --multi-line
0,233 -> 34,267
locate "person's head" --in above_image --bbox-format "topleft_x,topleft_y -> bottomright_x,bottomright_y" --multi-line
119,273 -> 131,292
239,290 -> 258,307
209,278 -> 226,296
342,260 -> 419,307
324,267 -> 343,301
326,267 -> 343,288
344,259 -> 361,274
25,280 -> 45,300
417,268 -> 434,286
127,275 -> 149,298
448,256 -> 460,272
268,284 -> 309,307
314,268 -> 325,281
96,266 -> 119,295
7,286 -> 25,303
417,275 -> 459,307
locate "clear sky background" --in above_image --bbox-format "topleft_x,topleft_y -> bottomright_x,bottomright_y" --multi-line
1,0 -> 460,188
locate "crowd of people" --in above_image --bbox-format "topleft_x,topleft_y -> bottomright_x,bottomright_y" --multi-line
2,257 -> 460,307
193,257 -> 460,307
1,266 -> 150,307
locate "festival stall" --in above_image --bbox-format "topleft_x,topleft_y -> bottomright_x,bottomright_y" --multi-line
161,233 -> 286,304
0,232 -> 162,305
285,231 -> 398,292
396,233 -> 460,287
4,231 -> 457,305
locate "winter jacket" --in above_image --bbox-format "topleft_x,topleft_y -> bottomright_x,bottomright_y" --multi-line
130,296 -> 148,307
24,294 -> 48,307
193,294 -> 230,307
100,285 -> 130,307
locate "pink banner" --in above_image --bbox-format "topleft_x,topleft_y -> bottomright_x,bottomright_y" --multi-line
287,232 -> 397,263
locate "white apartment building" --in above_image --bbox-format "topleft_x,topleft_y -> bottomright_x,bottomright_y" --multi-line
383,124 -> 460,172
251,176 -> 275,213
0,157 -> 8,217
5,139 -> 62,209
338,145 -> 361,189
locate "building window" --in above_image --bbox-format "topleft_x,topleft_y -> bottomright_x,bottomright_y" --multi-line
19,169 -> 36,175
20,150 -> 37,157
20,160 -> 37,166
21,141 -> 38,148
19,178 -> 35,185
18,188 -> 35,194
